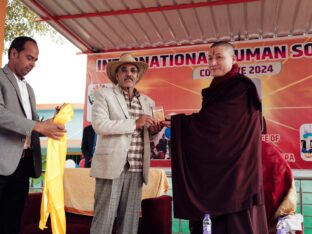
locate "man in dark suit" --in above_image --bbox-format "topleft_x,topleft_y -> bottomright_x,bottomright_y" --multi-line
0,36 -> 66,234
81,124 -> 96,168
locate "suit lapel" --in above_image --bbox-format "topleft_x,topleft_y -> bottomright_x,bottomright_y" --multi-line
113,86 -> 130,119
3,65 -> 27,117
27,84 -> 37,120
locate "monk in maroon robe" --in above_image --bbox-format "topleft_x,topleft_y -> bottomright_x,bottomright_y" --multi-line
171,41 -> 269,234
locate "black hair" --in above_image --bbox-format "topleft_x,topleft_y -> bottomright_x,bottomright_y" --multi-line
210,41 -> 235,55
8,36 -> 37,60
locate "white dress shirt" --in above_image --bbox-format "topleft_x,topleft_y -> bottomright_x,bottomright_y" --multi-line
15,75 -> 32,148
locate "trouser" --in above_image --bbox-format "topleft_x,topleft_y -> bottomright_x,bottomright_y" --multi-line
190,205 -> 269,234
91,168 -> 143,234
0,156 -> 33,234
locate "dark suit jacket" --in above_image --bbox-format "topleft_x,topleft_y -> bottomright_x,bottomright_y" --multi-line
0,65 -> 42,178
81,125 -> 95,168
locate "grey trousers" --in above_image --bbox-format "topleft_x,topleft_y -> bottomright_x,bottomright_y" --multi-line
91,170 -> 143,234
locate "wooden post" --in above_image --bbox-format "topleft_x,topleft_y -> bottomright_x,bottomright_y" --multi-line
0,0 -> 7,66
0,0 -> 7,67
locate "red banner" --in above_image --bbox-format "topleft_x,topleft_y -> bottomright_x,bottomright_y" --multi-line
84,36 -> 312,169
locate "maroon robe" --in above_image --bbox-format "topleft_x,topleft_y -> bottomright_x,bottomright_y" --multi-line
171,64 -> 268,233
262,141 -> 293,232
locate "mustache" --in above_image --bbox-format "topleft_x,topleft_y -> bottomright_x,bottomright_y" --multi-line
124,77 -> 134,81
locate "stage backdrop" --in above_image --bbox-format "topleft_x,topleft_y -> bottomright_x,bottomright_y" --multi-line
84,36 -> 312,169
0,0 -> 6,66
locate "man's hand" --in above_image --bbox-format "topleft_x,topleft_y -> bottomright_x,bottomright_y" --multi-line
159,115 -> 171,128
135,114 -> 157,129
54,103 -> 65,117
160,120 -> 171,128
149,122 -> 163,134
33,118 -> 66,140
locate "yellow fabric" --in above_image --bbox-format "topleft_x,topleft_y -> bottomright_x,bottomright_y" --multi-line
274,179 -> 297,218
141,168 -> 169,200
63,168 -> 169,216
39,104 -> 74,234
0,0 -> 6,67
268,180 -> 298,234
63,168 -> 94,216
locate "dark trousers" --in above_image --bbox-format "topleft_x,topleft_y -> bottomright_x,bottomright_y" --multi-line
0,156 -> 33,234
84,156 -> 92,168
190,205 -> 268,234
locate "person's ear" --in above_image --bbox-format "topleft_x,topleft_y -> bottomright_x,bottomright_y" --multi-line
10,48 -> 18,59
232,55 -> 237,64
115,73 -> 120,83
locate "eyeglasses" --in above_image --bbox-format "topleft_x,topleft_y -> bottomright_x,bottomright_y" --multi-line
118,67 -> 139,74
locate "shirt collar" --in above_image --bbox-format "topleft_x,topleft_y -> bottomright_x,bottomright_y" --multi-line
118,85 -> 140,98
13,73 -> 26,84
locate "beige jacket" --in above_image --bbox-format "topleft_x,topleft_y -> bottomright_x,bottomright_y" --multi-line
90,86 -> 154,184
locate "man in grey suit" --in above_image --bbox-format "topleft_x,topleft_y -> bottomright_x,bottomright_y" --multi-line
90,53 -> 162,234
0,36 -> 66,234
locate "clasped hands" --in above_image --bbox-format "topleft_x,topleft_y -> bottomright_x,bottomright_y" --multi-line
135,114 -> 171,133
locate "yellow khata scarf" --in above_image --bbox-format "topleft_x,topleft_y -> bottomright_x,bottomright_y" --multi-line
39,104 -> 74,234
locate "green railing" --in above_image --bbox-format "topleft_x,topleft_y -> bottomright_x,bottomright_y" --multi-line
295,177 -> 312,234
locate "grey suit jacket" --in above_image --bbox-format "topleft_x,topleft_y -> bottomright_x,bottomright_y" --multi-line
0,65 -> 42,178
90,86 -> 154,184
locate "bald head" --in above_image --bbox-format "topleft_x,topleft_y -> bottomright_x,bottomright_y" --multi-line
210,41 -> 235,56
